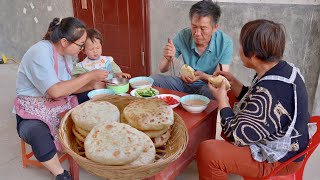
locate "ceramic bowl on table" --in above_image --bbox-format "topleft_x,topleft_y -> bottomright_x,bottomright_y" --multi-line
180,94 -> 210,113
156,94 -> 180,108
87,89 -> 115,99
130,87 -> 159,98
129,76 -> 154,89
106,78 -> 129,94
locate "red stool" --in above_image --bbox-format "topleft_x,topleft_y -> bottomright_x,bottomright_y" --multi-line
244,116 -> 320,180
21,139 -> 68,168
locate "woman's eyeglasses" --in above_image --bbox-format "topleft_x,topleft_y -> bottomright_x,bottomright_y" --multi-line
71,41 -> 85,50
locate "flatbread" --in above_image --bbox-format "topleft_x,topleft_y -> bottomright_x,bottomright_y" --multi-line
71,101 -> 120,131
180,64 -> 195,79
208,75 -> 231,90
72,125 -> 85,142
154,128 -> 171,148
85,122 -> 145,165
129,131 -> 155,166
121,114 -> 169,138
143,127 -> 169,138
123,98 -> 174,131
76,138 -> 84,148
75,125 -> 89,137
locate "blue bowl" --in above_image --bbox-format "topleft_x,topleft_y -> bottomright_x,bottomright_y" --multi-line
87,89 -> 115,99
180,94 -> 210,113
129,76 -> 154,89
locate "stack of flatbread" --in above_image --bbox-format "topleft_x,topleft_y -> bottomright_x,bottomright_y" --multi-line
122,98 -> 174,148
70,98 -> 157,166
71,101 -> 120,156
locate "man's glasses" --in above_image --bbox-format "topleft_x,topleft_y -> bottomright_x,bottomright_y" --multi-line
71,41 -> 85,50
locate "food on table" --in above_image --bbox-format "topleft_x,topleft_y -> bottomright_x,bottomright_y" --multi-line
143,127 -> 170,138
131,80 -> 152,87
135,88 -> 158,97
184,99 -> 207,106
208,75 -> 231,90
153,128 -> 171,148
74,125 -> 89,136
123,98 -> 174,131
157,96 -> 179,105
180,64 -> 195,79
85,122 -> 146,165
128,130 -> 156,166
71,101 -> 120,131
69,95 -> 174,165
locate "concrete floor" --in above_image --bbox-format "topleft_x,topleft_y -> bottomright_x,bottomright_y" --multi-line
0,63 -> 319,180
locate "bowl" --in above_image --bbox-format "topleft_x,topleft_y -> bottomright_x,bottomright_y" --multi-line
106,78 -> 129,94
87,89 -> 115,99
129,76 -> 154,89
180,94 -> 210,113
156,94 -> 180,108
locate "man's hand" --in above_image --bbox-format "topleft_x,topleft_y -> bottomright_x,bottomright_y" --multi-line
180,74 -> 195,84
163,38 -> 176,61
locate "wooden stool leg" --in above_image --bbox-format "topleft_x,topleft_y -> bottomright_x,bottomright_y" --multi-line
68,155 -> 79,180
21,139 -> 27,168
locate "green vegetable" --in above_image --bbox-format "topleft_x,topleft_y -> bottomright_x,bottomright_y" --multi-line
135,88 -> 157,97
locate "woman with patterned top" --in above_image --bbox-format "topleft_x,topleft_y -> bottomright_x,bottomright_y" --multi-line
196,19 -> 310,179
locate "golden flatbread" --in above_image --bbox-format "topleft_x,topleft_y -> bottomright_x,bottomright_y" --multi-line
180,64 -> 195,79
123,98 -> 174,131
208,75 -> 231,90
71,101 -> 120,131
85,122 -> 145,165
129,131 -> 155,166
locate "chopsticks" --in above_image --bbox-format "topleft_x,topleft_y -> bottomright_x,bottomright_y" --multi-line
168,38 -> 175,76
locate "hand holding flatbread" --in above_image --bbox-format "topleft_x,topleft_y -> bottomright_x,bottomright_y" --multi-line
180,64 -> 195,79
208,75 -> 231,90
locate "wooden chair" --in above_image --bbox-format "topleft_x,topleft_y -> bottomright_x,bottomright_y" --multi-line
21,139 -> 68,168
244,116 -> 320,180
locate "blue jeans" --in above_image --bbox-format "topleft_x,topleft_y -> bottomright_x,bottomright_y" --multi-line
150,74 -> 215,100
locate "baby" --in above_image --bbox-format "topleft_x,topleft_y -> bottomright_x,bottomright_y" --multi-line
72,28 -> 131,80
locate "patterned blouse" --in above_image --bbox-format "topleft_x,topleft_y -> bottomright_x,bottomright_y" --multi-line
220,61 -> 310,162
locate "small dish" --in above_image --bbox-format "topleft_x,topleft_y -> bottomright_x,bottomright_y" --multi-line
88,89 -> 115,99
156,94 -> 180,108
180,94 -> 210,113
106,78 -> 129,94
129,76 -> 154,89
130,88 -> 159,98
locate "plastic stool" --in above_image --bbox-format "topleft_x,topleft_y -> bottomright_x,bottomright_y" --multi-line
21,139 -> 68,168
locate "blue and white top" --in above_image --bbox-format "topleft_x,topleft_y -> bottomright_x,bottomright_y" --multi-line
220,61 -> 310,163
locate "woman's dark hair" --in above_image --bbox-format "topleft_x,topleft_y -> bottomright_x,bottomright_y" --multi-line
43,17 -> 86,43
86,28 -> 104,45
189,0 -> 221,25
240,19 -> 286,62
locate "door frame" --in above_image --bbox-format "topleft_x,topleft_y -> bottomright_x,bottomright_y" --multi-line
72,0 -> 151,75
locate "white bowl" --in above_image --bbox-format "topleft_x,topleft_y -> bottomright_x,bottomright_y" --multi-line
180,94 -> 210,113
129,76 -> 154,89
87,89 -> 115,99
